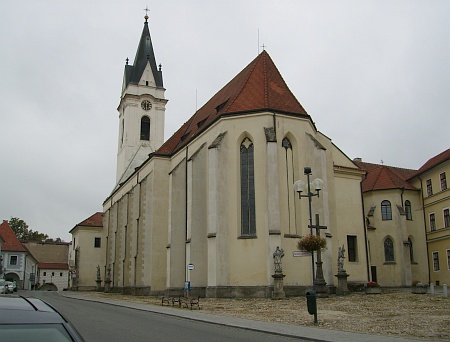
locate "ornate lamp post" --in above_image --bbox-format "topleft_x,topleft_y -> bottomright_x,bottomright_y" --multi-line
294,166 -> 324,324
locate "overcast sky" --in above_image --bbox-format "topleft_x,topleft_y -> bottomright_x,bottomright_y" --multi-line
1,1 -> 448,241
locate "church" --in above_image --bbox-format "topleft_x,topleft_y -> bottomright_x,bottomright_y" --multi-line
101,14 -> 370,297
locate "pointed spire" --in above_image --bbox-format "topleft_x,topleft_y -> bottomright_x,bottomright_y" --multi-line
124,13 -> 163,88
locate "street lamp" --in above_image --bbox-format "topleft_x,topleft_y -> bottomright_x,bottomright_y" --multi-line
294,166 -> 323,324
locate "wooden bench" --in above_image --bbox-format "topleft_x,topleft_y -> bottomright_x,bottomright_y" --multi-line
180,296 -> 200,310
161,296 -> 182,307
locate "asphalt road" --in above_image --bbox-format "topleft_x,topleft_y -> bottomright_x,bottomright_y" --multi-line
22,291 -> 305,342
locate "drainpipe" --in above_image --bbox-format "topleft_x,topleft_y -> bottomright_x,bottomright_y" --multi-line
418,176 -> 431,285
360,182 -> 370,281
400,187 -> 404,208
185,146 -> 189,288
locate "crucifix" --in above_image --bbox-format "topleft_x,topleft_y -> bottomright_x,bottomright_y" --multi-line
308,214 -> 328,295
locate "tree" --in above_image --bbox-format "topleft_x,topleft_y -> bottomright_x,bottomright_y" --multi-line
8,217 -> 48,241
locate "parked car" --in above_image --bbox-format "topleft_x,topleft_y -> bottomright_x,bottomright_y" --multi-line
0,296 -> 84,341
6,281 -> 17,293
0,280 -> 6,294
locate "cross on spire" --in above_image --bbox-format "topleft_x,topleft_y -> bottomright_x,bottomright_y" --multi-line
260,44 -> 267,51
143,6 -> 150,21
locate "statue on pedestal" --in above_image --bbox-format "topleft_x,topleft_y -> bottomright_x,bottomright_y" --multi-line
273,246 -> 285,273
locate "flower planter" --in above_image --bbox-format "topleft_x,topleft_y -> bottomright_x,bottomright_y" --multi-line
365,287 -> 382,294
412,287 -> 427,294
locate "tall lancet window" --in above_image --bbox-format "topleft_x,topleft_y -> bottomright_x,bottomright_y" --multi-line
240,138 -> 256,235
282,137 -> 296,234
140,116 -> 150,141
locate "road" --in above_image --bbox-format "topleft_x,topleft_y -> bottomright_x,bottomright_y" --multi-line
22,291 -> 305,342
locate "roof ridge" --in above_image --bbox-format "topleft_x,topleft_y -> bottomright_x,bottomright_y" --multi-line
224,52 -> 263,112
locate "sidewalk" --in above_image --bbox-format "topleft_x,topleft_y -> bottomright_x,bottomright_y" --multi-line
59,291 -> 422,342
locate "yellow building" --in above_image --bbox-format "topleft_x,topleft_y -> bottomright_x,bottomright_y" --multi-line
354,161 -> 429,287
69,212 -> 105,291
408,149 -> 450,286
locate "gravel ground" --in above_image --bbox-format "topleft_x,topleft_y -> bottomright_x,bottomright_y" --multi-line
74,289 -> 449,341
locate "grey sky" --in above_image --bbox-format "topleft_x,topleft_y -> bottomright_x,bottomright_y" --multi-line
1,1 -> 448,241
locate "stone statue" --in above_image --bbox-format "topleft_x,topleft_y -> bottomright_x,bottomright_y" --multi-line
338,245 -> 345,273
273,246 -> 285,273
96,265 -> 101,280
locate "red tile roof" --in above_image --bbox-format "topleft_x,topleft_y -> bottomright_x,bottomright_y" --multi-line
38,262 -> 68,270
155,50 -> 310,156
76,212 -> 103,228
354,161 -> 418,192
0,220 -> 27,252
408,148 -> 450,179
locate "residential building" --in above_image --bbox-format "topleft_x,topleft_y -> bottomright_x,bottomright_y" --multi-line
0,220 -> 38,289
408,148 -> 450,286
69,212 -> 104,290
21,240 -> 70,291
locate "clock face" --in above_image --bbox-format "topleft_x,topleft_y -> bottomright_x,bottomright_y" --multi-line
141,100 -> 152,111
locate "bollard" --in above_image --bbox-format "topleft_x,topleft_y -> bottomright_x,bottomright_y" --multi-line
443,284 -> 448,297
430,283 -> 435,294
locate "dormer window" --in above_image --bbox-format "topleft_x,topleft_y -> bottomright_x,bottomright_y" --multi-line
215,100 -> 228,113
197,119 -> 207,128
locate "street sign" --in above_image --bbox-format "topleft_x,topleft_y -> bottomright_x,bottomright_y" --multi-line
187,263 -> 194,270
293,251 -> 311,257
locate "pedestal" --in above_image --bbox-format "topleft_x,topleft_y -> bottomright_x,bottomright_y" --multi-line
314,252 -> 329,298
104,279 -> 111,293
411,287 -> 427,294
96,279 -> 102,292
335,271 -> 350,295
272,273 -> 286,299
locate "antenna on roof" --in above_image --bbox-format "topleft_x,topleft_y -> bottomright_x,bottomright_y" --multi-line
257,29 -> 260,55
381,159 -> 384,165
195,89 -> 198,113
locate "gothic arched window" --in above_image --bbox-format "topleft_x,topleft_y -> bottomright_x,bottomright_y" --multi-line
240,138 -> 256,236
408,237 -> 414,262
381,200 -> 392,220
405,200 -> 412,220
384,237 -> 395,262
140,116 -> 150,141
282,137 -> 296,234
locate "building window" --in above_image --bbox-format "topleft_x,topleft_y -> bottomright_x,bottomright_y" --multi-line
430,213 -> 436,231
405,200 -> 412,220
240,138 -> 256,236
384,237 -> 395,262
444,208 -> 450,228
347,236 -> 357,262
440,172 -> 447,191
9,255 -> 18,265
408,238 -> 414,262
140,116 -> 150,141
43,272 -> 47,276
381,200 -> 392,220
94,237 -> 101,248
426,179 -> 433,196
60,272 -> 63,277
52,272 -> 55,277
447,249 -> 450,270
433,251 -> 440,271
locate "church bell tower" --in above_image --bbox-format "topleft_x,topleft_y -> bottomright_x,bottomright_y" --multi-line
116,14 -> 167,183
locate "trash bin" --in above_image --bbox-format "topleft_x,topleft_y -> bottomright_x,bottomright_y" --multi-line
305,291 -> 317,315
